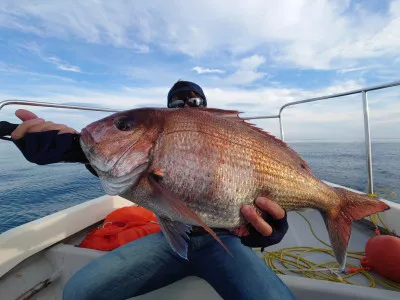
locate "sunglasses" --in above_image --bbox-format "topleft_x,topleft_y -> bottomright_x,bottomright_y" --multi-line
168,97 -> 205,108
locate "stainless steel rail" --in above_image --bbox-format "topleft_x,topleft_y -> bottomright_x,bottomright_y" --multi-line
0,100 -> 120,113
0,99 -> 275,120
276,79 -> 400,195
1,79 -> 400,194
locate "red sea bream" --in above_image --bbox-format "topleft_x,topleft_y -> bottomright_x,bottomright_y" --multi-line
79,107 -> 390,269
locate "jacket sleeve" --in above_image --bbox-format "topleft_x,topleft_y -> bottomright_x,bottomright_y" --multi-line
13,130 -> 99,176
240,210 -> 289,250
13,131 -> 87,164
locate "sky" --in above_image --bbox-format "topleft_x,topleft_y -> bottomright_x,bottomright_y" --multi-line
0,0 -> 399,141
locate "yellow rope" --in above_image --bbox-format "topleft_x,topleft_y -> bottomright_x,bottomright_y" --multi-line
368,190 -> 397,235
258,209 -> 400,292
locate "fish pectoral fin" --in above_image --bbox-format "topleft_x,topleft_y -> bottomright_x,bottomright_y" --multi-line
148,174 -> 233,258
157,217 -> 192,260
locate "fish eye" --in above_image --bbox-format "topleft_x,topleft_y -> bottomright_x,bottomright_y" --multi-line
114,116 -> 135,131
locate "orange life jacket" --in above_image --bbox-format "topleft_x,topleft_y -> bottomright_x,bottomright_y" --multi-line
79,206 -> 161,251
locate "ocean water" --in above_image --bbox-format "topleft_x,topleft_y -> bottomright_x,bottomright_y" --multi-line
0,140 -> 399,233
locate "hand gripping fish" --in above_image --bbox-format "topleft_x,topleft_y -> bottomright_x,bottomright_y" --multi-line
79,107 -> 390,270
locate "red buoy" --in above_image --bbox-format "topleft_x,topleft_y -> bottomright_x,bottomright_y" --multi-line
361,235 -> 400,283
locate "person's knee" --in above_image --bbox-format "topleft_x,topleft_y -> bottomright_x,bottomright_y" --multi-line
62,269 -> 104,300
62,233 -> 176,300
63,275 -> 87,300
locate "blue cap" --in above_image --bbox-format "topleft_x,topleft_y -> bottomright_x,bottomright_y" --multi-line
167,81 -> 207,107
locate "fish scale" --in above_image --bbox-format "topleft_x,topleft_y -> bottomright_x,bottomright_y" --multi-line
151,132 -> 254,227
80,107 -> 390,267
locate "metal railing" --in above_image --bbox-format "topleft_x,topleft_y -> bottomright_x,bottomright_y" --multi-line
1,79 -> 400,195
0,100 -> 119,113
247,79 -> 400,195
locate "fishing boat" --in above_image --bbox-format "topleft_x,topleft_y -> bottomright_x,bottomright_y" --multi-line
1,80 -> 399,300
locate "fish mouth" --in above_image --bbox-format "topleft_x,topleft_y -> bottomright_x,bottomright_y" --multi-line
80,128 -> 137,174
79,128 -> 108,171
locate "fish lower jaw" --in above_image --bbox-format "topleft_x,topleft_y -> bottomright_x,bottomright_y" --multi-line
80,145 -> 115,174
99,163 -> 149,196
100,178 -> 132,196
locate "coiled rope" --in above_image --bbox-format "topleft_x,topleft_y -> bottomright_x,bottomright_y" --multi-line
258,189 -> 400,292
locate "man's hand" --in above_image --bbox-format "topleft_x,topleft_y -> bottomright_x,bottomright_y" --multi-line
241,197 -> 286,236
11,109 -> 77,140
9,109 -> 86,165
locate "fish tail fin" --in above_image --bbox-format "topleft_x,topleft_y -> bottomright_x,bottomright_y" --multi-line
322,187 -> 390,270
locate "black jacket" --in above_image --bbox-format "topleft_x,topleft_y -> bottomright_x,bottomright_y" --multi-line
13,131 -> 288,250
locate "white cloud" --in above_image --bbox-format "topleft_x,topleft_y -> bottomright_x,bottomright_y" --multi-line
192,67 -> 225,74
223,55 -> 267,85
20,42 -> 82,73
47,57 -> 81,73
190,55 -> 268,87
1,1 -> 399,70
337,66 -> 371,74
371,103 -> 400,124
0,61 -> 75,82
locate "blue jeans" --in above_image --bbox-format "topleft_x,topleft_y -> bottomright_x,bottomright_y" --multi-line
63,231 -> 294,300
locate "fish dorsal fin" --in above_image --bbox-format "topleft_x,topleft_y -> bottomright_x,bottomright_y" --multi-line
194,107 -> 313,174
193,107 -> 243,118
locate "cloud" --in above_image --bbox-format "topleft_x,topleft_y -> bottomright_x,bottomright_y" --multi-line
47,57 -> 81,73
223,55 -> 267,85
1,1 -> 399,70
0,1 -> 149,52
337,67 -> 371,74
192,67 -> 225,74
0,61 -> 75,82
19,42 -> 82,73
191,55 -> 267,85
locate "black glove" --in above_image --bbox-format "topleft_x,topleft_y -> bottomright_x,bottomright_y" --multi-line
12,130 -> 88,165
12,130 -> 100,176
240,210 -> 289,251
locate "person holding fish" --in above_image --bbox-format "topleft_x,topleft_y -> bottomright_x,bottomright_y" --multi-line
11,81 -> 295,299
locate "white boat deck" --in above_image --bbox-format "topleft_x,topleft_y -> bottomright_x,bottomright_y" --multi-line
0,183 -> 400,300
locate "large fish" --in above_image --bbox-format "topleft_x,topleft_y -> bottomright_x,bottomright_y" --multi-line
79,107 -> 390,269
